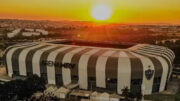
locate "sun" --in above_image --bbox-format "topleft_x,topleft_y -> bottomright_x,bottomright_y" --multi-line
91,4 -> 112,21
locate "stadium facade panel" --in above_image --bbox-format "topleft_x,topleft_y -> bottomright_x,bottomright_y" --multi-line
4,40 -> 175,95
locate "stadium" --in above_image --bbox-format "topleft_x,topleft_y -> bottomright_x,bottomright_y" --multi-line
4,39 -> 175,95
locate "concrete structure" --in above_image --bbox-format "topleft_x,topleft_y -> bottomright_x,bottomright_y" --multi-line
172,64 -> 180,78
4,40 -> 175,95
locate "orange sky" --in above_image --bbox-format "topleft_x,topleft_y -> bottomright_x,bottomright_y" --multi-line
0,0 -> 180,24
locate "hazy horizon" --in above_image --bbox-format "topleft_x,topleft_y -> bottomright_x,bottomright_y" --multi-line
1,0 -> 180,24
1,18 -> 180,25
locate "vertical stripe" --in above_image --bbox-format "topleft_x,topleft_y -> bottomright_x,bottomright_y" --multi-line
39,46 -> 63,74
6,44 -> 35,77
18,44 -> 46,76
96,50 -> 116,88
32,45 -> 57,76
6,46 -> 22,77
126,51 -> 143,93
87,50 -> 107,77
4,45 -> 24,74
39,45 -> 64,82
11,45 -> 37,75
156,57 -> 169,92
47,46 -> 71,84
135,51 -> 168,92
55,47 -> 78,85
62,47 -> 86,85
136,49 -> 172,81
71,48 -> 92,76
106,51 -> 120,78
117,51 -> 131,94
106,51 -> 120,92
130,52 -> 155,94
25,45 -> 50,74
87,49 -> 107,88
142,45 -> 174,81
139,45 -> 174,81
134,52 -> 163,93
78,49 -> 100,89
126,51 -> 143,79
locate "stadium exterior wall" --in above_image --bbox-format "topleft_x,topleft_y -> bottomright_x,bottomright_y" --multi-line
4,41 -> 175,95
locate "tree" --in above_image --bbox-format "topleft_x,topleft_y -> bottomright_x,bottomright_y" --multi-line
121,86 -> 130,101
25,75 -> 46,98
121,86 -> 142,101
175,40 -> 180,45
0,74 -> 46,100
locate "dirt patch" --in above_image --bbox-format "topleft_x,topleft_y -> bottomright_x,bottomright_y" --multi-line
0,67 -> 6,76
0,67 -> 11,80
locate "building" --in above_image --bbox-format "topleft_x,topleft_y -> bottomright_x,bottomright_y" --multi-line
3,39 -> 175,95
172,64 -> 180,78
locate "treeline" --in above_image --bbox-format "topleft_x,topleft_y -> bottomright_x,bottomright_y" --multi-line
0,75 -> 46,101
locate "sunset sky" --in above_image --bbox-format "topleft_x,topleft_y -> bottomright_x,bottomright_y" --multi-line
0,0 -> 180,24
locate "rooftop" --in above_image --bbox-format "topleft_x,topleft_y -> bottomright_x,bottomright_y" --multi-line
48,39 -> 136,49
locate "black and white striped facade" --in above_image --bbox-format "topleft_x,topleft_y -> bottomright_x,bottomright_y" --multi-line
4,41 -> 175,95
